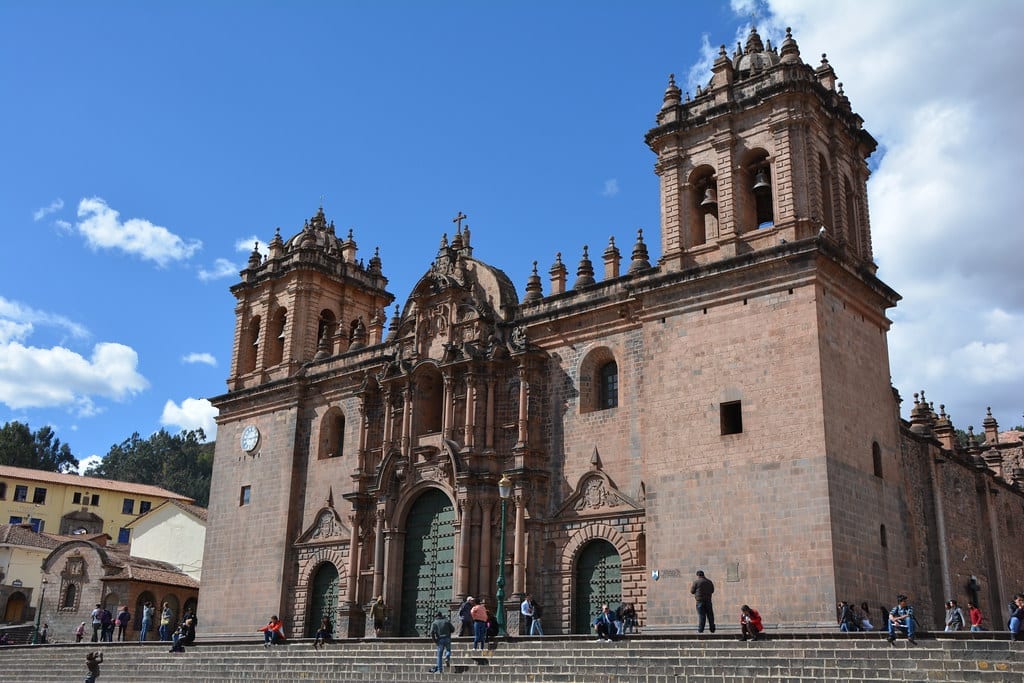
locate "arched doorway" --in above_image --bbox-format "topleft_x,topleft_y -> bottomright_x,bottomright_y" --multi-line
305,562 -> 340,637
572,539 -> 621,634
3,592 -> 27,622
399,488 -> 455,636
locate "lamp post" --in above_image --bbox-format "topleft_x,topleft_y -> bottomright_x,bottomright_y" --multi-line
31,578 -> 47,645
495,474 -> 512,637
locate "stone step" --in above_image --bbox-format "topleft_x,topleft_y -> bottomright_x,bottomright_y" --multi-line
0,636 -> 1019,683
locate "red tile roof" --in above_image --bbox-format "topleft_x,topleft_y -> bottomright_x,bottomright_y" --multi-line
0,465 -> 192,502
0,524 -> 62,550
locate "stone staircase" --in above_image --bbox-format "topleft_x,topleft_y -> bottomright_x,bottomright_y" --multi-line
0,633 -> 1020,682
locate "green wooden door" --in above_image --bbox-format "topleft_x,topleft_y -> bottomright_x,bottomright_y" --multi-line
399,489 -> 455,636
305,562 -> 339,637
573,539 -> 621,634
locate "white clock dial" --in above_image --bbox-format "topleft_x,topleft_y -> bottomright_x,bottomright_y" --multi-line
240,425 -> 260,452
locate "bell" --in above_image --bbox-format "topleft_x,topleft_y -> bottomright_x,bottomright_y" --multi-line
699,187 -> 718,209
753,168 -> 771,193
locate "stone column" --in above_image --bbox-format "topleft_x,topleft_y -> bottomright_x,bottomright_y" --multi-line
516,364 -> 529,448
458,499 -> 473,598
337,513 -> 364,637
442,371 -> 454,439
464,372 -> 476,448
372,508 -> 386,600
478,500 -> 492,600
485,378 -> 495,450
401,382 -> 413,455
513,493 -> 525,597
382,388 -> 394,451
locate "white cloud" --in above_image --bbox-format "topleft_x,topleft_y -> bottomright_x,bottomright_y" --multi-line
197,258 -> 239,282
54,219 -> 72,232
602,179 -> 620,198
76,454 -> 103,475
0,340 -> 149,414
161,397 -> 218,440
33,198 -> 64,221
182,352 -> 217,366
0,296 -> 89,340
76,197 -> 202,266
754,0 -> 1024,429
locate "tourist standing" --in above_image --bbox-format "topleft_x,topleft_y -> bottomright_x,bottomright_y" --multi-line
116,606 -> 131,641
944,600 -> 965,632
690,570 -> 716,633
139,602 -> 154,642
370,596 -> 386,637
520,594 -> 534,634
968,602 -> 983,631
159,602 -> 173,641
529,597 -> 544,636
470,598 -> 488,650
457,596 -> 474,637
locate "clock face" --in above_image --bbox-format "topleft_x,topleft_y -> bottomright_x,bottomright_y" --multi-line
240,425 -> 260,452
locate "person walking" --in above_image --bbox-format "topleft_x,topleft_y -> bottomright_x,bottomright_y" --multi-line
75,622 -> 86,643
945,599 -> 966,632
529,597 -> 544,636
428,611 -> 455,673
90,604 -> 103,642
370,596 -> 386,637
690,570 -> 716,633
887,594 -> 916,645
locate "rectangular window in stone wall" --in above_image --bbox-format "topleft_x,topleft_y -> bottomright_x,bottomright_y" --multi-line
720,401 -> 743,435
240,485 -> 251,506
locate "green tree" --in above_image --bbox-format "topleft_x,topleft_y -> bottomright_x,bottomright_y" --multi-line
0,421 -> 78,473
86,429 -> 213,507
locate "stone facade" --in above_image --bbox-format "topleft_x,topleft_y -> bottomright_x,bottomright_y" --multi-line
200,28 -> 1023,638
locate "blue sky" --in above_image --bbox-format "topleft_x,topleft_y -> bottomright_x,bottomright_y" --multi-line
2,0 -> 1022,470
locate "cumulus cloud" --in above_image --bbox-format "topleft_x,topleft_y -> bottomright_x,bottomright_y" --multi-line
182,352 -> 217,367
0,340 -> 149,414
76,197 -> 202,266
0,296 -> 89,340
33,198 -> 64,221
76,454 -> 102,475
197,258 -> 239,282
161,397 -> 218,439
751,0 -> 1024,427
602,179 -> 620,198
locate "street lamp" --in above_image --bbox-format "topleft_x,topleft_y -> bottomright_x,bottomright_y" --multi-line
495,473 -> 512,637
31,578 -> 47,645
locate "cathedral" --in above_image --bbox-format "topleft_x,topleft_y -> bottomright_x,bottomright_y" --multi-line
199,28 -> 1023,637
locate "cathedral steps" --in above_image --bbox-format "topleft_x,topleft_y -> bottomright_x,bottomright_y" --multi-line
0,634 -> 1019,682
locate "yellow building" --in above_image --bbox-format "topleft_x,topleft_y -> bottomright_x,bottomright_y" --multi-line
0,465 -> 192,546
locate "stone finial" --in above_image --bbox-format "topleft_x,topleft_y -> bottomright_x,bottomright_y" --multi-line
934,404 -> 956,451
780,27 -> 801,64
603,236 -> 621,280
350,317 -> 367,351
549,252 -> 567,295
247,241 -> 262,269
816,53 -> 837,91
661,73 -> 681,110
983,407 -> 999,444
573,245 -> 596,290
711,47 -> 734,89
591,446 -> 602,470
368,246 -> 382,276
523,261 -> 544,303
909,391 -> 932,436
387,304 -> 401,336
745,26 -> 764,53
628,228 -> 651,274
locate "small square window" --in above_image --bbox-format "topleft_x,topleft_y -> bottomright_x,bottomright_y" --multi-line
720,401 -> 743,435
139,501 -> 151,514
30,519 -> 43,533
33,487 -> 47,504
73,492 -> 82,504
0,483 -> 6,500
8,516 -> 22,525
240,485 -> 251,506
117,528 -> 131,544
122,498 -> 135,514
90,494 -> 100,506
14,485 -> 28,502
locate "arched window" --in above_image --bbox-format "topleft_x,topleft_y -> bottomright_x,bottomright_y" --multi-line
414,365 -> 443,436
317,309 -> 337,355
872,442 -> 883,478
268,308 -> 287,365
819,153 -> 834,231
240,315 -> 260,374
689,165 -> 717,246
599,361 -> 618,409
843,176 -> 860,254
579,347 -> 618,414
319,408 -> 345,459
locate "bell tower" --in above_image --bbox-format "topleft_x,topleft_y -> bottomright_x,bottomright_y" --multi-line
647,27 -> 877,270
227,206 -> 393,391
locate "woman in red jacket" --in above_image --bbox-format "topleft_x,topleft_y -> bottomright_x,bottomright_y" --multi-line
259,615 -> 286,647
740,605 -> 763,641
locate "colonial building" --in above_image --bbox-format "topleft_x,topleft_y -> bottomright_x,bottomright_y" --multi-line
200,28 -> 1023,637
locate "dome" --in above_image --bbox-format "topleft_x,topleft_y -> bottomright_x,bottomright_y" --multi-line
282,206 -> 347,255
733,27 -> 780,76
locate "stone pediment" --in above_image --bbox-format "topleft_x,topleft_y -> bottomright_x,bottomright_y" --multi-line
554,469 -> 642,518
295,506 -> 350,545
